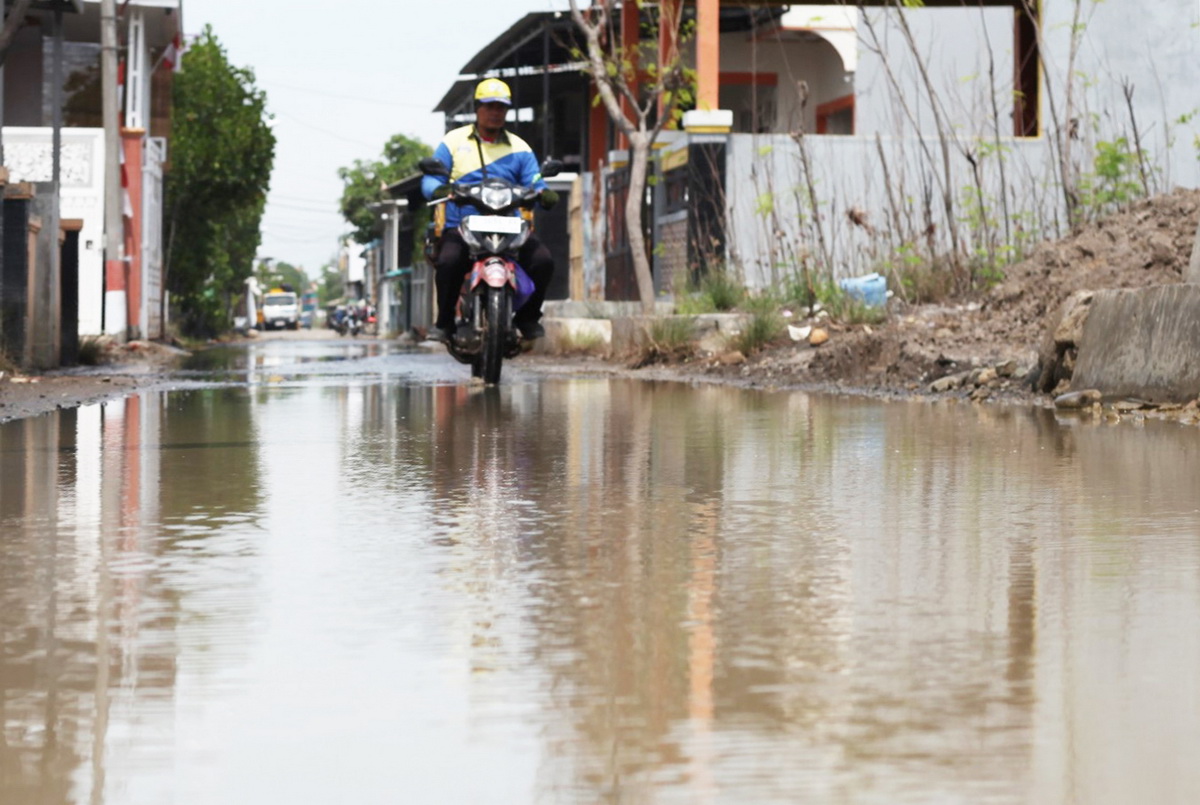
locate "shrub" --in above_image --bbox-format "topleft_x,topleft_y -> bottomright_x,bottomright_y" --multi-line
731,294 -> 784,354
633,315 -> 697,367
699,266 -> 744,311
77,335 -> 106,366
673,265 -> 744,315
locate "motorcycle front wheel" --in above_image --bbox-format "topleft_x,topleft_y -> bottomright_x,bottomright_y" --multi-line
476,286 -> 512,385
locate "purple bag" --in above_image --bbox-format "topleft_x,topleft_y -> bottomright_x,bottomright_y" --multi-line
513,264 -> 535,311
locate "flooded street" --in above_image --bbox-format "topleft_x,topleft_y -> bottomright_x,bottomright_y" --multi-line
3,339 -> 1200,804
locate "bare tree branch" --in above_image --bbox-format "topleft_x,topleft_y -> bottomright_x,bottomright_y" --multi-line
570,0 -> 689,312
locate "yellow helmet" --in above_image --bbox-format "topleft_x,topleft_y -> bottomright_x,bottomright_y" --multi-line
474,78 -> 512,106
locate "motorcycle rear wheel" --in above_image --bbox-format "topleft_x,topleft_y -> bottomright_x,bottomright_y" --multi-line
478,286 -> 511,384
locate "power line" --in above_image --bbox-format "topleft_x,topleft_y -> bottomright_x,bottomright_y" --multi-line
269,200 -> 338,213
264,80 -> 435,111
273,110 -> 381,149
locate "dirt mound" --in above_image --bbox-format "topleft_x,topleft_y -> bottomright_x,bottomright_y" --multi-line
712,188 -> 1200,398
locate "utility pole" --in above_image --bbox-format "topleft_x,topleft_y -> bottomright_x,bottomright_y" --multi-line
100,0 -> 122,336
49,7 -> 63,365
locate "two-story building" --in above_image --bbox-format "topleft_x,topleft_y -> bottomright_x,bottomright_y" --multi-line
2,0 -> 180,368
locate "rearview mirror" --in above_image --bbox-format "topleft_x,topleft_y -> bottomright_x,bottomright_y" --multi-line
419,157 -> 449,177
541,158 -> 564,179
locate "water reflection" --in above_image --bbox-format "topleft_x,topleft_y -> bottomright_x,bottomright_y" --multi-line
1,381 -> 1199,803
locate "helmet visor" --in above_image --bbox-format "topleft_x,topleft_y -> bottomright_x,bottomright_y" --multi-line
476,96 -> 512,107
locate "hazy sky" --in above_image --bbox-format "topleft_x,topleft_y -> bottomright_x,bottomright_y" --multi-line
183,0 -> 577,273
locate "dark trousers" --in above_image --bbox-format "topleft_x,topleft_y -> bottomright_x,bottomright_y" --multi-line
434,229 -> 554,330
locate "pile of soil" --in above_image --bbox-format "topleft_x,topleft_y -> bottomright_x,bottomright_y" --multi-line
700,188 -> 1200,400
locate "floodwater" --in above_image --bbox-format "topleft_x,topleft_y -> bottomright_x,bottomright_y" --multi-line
3,340 -> 1200,804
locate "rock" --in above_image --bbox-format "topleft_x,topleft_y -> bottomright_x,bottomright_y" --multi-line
975,367 -> 998,385
929,371 -> 970,393
995,360 -> 1018,377
988,282 -> 1024,305
809,328 -> 829,346
1148,232 -> 1176,265
1075,231 -> 1108,258
718,350 -> 746,365
1036,290 -> 1095,393
1054,389 -> 1102,409
1054,290 -> 1095,347
1113,399 -> 1151,412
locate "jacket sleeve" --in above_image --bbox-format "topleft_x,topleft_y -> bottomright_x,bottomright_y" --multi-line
420,143 -> 454,200
519,151 -> 548,191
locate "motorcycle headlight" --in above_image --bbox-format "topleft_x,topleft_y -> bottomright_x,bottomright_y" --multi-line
481,186 -> 513,210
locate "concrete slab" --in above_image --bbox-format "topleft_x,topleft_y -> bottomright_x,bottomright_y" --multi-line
1072,284 -> 1200,403
543,300 -> 674,319
536,317 -> 613,356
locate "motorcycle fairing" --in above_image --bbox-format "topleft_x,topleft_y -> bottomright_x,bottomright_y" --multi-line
467,259 -> 535,310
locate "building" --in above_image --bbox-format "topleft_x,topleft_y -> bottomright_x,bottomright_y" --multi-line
2,0 -> 181,368
430,1 -> 1200,302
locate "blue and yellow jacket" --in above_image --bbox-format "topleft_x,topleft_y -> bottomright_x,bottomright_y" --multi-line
421,124 -> 547,230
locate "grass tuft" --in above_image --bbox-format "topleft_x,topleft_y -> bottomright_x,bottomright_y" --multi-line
632,316 -> 697,367
77,335 -> 107,366
556,330 -> 607,357
731,294 -> 785,354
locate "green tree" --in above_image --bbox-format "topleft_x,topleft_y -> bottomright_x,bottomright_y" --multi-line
165,25 -> 275,337
316,262 -> 343,306
338,133 -> 431,244
257,259 -> 308,293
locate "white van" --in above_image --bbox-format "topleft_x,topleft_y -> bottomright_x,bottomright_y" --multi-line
261,290 -> 300,330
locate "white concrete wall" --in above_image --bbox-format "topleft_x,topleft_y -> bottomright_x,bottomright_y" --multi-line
855,7 -> 1015,139
4,126 -> 107,335
1039,0 -> 1200,192
721,0 -> 1200,287
725,132 -> 1056,289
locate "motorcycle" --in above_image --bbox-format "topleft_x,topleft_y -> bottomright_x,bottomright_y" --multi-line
419,156 -> 561,384
332,305 -> 362,337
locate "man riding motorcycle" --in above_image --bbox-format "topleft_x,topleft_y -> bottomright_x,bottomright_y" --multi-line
421,78 -> 559,344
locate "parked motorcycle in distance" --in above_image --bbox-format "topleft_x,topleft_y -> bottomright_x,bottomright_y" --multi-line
331,305 -> 362,337
419,155 -> 561,384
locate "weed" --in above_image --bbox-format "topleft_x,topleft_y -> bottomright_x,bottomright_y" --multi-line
731,294 -> 784,354
633,315 -> 697,367
701,267 -> 745,311
77,335 -> 106,366
674,290 -> 715,316
556,330 -> 607,357
674,265 -> 744,315
1078,138 -> 1146,222
780,270 -> 820,311
882,244 -> 956,304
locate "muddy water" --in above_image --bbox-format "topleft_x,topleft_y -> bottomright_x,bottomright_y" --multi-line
2,371 -> 1200,804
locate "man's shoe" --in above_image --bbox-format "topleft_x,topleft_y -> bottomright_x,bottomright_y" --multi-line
427,325 -> 453,344
516,321 -> 545,340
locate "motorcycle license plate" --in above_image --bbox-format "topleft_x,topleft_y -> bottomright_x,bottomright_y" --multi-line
464,215 -> 523,235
